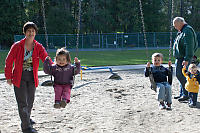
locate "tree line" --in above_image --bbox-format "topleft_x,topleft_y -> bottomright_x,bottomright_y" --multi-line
0,0 -> 200,48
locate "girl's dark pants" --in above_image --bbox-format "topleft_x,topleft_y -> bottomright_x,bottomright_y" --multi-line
14,71 -> 36,130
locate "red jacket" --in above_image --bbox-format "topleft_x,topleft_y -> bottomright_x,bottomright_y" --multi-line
5,38 -> 48,88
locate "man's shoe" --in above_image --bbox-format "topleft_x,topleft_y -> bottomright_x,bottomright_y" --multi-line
178,96 -> 189,102
174,96 -> 181,99
189,104 -> 196,108
22,127 -> 38,133
30,119 -> 36,125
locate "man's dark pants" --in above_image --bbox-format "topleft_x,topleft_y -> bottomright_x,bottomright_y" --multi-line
175,58 -> 189,97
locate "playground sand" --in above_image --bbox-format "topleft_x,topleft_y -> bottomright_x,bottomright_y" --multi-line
1,69 -> 200,133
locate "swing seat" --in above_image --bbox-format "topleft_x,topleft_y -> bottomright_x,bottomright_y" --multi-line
149,74 -> 157,92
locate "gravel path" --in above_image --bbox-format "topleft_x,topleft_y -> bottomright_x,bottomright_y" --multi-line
1,70 -> 200,133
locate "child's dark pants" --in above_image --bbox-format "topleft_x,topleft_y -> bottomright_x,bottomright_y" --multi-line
189,92 -> 198,106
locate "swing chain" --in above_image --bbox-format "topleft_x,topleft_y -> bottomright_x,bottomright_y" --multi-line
73,0 -> 82,87
138,0 -> 149,61
169,0 -> 174,61
41,0 -> 49,52
75,0 -> 82,57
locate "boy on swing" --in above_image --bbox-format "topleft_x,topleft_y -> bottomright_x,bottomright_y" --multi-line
145,53 -> 173,110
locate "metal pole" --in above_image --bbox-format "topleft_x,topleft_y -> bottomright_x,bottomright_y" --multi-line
41,0 -> 48,51
82,34 -> 83,48
99,33 -> 100,48
75,0 -> 82,56
65,34 -> 66,48
180,0 -> 183,17
102,34 -> 104,48
138,33 -> 140,48
169,0 -> 174,61
122,33 -> 124,48
154,32 -> 156,47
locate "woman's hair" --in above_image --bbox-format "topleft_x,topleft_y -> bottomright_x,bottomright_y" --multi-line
23,22 -> 38,34
55,48 -> 71,63
152,53 -> 163,60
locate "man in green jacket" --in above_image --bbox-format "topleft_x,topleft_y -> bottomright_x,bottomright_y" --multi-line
173,17 -> 198,102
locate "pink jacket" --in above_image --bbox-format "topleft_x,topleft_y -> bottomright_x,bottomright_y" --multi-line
5,38 -> 48,88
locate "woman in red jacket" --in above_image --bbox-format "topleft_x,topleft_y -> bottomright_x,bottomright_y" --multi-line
5,22 -> 49,133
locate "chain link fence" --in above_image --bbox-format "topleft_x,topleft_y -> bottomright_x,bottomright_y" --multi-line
14,32 -> 200,49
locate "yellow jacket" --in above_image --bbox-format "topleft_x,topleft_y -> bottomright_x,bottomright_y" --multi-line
182,67 -> 199,93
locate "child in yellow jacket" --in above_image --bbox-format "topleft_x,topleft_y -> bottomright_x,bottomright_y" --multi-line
182,64 -> 200,108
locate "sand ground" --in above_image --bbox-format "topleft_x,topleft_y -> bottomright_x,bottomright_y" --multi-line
1,69 -> 200,133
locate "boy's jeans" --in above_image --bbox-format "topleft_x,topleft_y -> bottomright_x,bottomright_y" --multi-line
156,82 -> 172,104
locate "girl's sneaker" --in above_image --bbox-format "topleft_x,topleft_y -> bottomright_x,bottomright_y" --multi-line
54,102 -> 61,109
60,100 -> 67,108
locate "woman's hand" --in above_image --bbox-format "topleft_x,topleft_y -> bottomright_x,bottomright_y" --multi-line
7,79 -> 12,85
45,56 -> 50,60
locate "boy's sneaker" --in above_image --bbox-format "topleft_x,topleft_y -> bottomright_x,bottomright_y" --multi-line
166,103 -> 172,110
54,102 -> 61,109
159,102 -> 166,110
60,100 -> 67,108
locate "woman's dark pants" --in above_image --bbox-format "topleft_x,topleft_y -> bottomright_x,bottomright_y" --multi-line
14,71 -> 36,130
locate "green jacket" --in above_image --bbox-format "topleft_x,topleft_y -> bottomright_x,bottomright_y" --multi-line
173,24 -> 198,61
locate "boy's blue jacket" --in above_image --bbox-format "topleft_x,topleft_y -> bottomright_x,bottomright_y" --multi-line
144,65 -> 173,83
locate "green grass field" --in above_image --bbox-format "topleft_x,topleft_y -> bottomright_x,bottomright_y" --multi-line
1,48 -> 200,74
